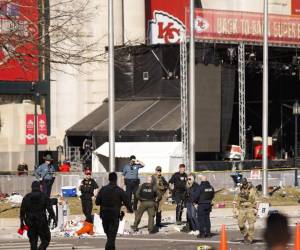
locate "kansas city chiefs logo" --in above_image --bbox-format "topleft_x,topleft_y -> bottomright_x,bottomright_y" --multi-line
195,16 -> 209,33
148,11 -> 185,44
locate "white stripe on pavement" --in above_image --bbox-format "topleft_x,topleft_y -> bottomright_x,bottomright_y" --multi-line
0,243 -> 102,249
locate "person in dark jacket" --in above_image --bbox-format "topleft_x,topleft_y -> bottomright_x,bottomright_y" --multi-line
20,181 -> 56,250
131,176 -> 161,233
96,172 -> 133,250
194,175 -> 215,238
79,169 -> 99,224
169,164 -> 187,224
182,174 -> 199,234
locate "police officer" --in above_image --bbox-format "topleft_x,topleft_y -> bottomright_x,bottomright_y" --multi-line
151,166 -> 168,227
122,155 -> 145,210
96,172 -> 133,250
169,164 -> 187,224
131,176 -> 161,233
79,169 -> 99,223
195,175 -> 215,238
233,178 -> 258,244
20,181 -> 56,250
35,154 -> 56,197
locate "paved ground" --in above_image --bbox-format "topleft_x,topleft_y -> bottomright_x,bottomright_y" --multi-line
0,206 -> 299,249
0,229 -> 296,250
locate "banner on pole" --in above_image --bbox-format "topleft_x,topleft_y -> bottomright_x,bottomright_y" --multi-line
25,114 -> 48,145
38,114 -> 48,145
25,114 -> 35,145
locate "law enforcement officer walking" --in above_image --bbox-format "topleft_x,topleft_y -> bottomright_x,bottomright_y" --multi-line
131,176 -> 161,233
35,154 -> 56,197
96,172 -> 133,250
79,169 -> 99,223
122,155 -> 144,210
233,178 -> 258,244
151,166 -> 169,227
20,181 -> 56,250
169,164 -> 187,224
195,175 -> 215,238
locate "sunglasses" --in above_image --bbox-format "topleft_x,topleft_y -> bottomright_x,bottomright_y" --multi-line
156,170 -> 161,172
188,178 -> 192,180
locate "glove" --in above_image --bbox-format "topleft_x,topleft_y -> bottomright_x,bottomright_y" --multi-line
17,227 -> 24,235
17,224 -> 29,235
119,211 -> 125,221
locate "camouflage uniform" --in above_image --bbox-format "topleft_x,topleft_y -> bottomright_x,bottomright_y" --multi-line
152,173 -> 168,227
233,181 -> 258,243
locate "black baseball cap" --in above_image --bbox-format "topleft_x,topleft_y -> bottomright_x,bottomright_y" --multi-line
130,155 -> 136,160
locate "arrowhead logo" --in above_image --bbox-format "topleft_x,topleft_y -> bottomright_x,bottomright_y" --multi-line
194,16 -> 209,33
148,11 -> 185,44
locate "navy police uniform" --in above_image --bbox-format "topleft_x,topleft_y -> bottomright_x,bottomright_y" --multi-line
80,177 -> 98,223
195,181 -> 215,237
169,172 -> 187,223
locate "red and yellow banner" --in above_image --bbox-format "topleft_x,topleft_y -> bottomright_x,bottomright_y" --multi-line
186,9 -> 300,45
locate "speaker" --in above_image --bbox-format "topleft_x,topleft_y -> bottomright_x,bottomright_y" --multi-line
195,64 -> 222,152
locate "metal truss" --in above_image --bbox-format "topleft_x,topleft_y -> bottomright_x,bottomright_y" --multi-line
238,43 -> 246,160
180,32 -> 189,167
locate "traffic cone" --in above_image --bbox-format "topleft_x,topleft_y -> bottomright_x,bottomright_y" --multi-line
219,225 -> 228,250
294,223 -> 300,250
76,221 -> 94,236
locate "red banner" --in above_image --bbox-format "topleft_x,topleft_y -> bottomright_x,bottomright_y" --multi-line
25,114 -> 34,145
25,114 -> 48,145
38,114 -> 48,145
0,0 -> 39,81
292,0 -> 300,15
187,9 -> 300,45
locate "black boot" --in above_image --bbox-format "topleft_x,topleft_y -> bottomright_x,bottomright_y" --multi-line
156,211 -> 162,227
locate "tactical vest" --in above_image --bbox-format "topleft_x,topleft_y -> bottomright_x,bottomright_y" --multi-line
199,186 -> 214,202
153,175 -> 166,192
139,183 -> 155,201
81,179 -> 94,195
239,185 -> 256,206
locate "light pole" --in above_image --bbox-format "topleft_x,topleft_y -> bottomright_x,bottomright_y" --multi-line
31,82 -> 40,169
189,0 -> 195,172
293,101 -> 300,186
262,0 -> 269,197
108,0 -> 115,172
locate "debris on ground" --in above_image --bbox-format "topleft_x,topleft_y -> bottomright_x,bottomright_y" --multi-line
7,194 -> 23,204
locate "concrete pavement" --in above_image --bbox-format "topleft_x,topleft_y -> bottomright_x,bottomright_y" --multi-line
1,205 -> 300,240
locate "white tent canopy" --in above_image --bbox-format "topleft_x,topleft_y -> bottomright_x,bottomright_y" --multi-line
93,142 -> 182,173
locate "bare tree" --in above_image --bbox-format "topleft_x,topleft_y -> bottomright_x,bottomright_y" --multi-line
0,0 -> 106,75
